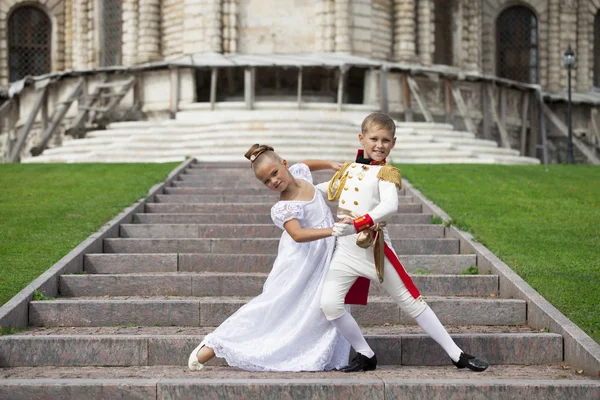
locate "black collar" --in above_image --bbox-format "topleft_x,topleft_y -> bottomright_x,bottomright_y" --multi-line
355,149 -> 386,165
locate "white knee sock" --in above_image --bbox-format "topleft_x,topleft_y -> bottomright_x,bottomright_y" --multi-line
414,306 -> 463,362
331,313 -> 375,358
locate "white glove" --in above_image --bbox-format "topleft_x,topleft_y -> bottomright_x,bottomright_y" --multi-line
332,222 -> 356,237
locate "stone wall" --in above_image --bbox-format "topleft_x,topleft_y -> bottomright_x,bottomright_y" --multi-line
1,1 -> 600,90
237,0 -> 318,54
0,0 -> 66,85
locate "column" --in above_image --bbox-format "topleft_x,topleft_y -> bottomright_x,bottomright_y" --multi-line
547,0 -> 560,91
576,0 -> 590,91
335,0 -> 352,53
122,0 -> 139,65
205,0 -> 222,53
417,0 -> 433,65
183,0 -> 205,54
394,0 -> 417,62
138,0 -> 162,62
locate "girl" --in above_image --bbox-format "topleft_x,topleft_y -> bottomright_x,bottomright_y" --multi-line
187,144 -> 350,372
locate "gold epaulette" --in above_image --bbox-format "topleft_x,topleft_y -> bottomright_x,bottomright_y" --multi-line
327,161 -> 352,201
377,165 -> 402,189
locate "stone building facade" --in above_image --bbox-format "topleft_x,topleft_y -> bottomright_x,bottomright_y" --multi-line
1,0 -> 600,92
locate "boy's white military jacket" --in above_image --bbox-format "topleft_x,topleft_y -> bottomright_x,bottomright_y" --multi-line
316,162 -> 401,226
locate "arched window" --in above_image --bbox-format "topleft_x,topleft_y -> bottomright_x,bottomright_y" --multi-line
434,0 -> 453,65
594,12 -> 600,87
100,0 -> 122,66
496,6 -> 538,83
8,6 -> 52,82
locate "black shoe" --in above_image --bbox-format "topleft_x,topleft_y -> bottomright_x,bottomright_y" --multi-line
452,352 -> 489,372
340,353 -> 378,372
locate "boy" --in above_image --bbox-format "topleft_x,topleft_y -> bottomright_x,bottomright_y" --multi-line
317,112 -> 489,372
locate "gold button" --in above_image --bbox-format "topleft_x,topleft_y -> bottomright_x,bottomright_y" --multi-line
358,177 -> 363,181
344,186 -> 348,191
354,201 -> 358,205
348,175 -> 353,179
351,163 -> 356,168
354,187 -> 359,192
362,165 -> 369,171
341,200 -> 345,204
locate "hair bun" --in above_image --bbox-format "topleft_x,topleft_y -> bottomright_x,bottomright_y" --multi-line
244,144 -> 274,163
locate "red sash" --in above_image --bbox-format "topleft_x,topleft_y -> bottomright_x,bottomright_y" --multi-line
344,243 -> 421,305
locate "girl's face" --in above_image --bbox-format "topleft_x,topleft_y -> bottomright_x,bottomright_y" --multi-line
254,159 -> 291,192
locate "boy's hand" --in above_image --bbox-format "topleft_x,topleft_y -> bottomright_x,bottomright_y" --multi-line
332,222 -> 357,237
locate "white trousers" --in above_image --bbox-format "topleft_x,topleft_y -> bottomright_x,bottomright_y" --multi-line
320,235 -> 427,320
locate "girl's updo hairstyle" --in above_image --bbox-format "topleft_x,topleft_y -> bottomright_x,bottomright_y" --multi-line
244,144 -> 282,169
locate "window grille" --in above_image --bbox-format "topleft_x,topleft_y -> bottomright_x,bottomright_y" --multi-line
434,0 -> 453,65
101,0 -> 123,67
8,6 -> 52,82
594,12 -> 600,87
496,6 -> 538,83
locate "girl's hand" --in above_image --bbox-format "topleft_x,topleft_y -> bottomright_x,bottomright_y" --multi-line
338,216 -> 353,224
330,161 -> 343,171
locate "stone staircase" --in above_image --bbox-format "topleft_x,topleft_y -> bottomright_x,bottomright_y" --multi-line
24,108 -> 541,165
2,162 -> 598,399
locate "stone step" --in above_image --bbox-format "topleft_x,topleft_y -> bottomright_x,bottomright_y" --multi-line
0,329 -> 560,367
103,238 -> 459,255
59,273 -> 496,298
118,224 -> 445,239
482,154 -> 542,165
153,194 -> 417,204
84,254 -> 475,275
28,296 -> 526,327
3,366 -> 598,400
144,203 -> 423,214
180,168 -> 338,179
132,212 -> 432,225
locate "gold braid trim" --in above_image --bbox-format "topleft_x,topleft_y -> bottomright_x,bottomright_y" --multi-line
377,165 -> 402,189
327,161 -> 352,201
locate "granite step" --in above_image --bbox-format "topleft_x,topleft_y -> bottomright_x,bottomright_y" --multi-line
0,327 -> 561,367
181,167 -> 338,178
145,202 -> 423,214
118,224 -> 445,239
163,186 -> 409,196
2,366 -> 598,400
153,194 -> 416,204
84,254 -> 476,275
59,273 -> 497,297
132,212 -> 433,225
28,296 -> 526,327
103,238 -> 459,255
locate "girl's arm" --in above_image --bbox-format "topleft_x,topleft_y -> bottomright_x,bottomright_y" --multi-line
301,159 -> 342,172
283,219 -> 333,243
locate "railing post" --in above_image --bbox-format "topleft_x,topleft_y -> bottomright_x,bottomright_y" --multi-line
210,67 -> 218,111
519,91 -> 530,156
297,67 -> 303,109
444,79 -> 454,124
170,68 -> 181,119
244,67 -> 255,110
379,67 -> 389,114
401,72 -> 413,122
337,67 -> 346,112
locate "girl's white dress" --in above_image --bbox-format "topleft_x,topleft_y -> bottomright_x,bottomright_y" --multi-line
197,163 -> 350,371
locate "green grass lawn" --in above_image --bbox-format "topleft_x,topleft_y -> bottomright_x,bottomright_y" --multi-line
398,164 -> 600,344
0,163 -> 178,307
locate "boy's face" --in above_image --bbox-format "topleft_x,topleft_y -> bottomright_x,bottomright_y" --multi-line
254,158 -> 291,193
358,126 -> 396,162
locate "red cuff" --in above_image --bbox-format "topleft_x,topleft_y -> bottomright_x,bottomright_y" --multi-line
353,214 -> 374,233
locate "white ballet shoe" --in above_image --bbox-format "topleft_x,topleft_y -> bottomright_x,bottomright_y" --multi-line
188,343 -> 205,371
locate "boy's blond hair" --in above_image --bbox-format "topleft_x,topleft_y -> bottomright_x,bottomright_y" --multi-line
361,112 -> 396,137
